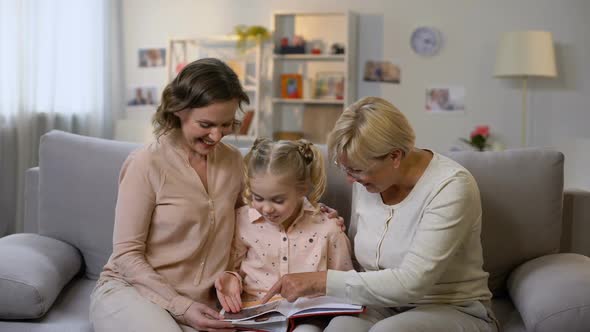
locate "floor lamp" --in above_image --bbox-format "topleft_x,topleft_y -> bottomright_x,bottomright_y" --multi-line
494,31 -> 557,147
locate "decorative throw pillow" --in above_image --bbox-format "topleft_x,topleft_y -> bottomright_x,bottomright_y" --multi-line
508,253 -> 590,332
0,233 -> 82,319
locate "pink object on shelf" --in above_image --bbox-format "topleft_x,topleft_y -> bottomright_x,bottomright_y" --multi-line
175,62 -> 187,74
292,35 -> 304,47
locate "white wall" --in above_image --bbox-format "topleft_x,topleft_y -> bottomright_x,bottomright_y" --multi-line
122,0 -> 590,189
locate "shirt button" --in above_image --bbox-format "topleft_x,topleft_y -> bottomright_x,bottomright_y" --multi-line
282,256 -> 287,261
283,237 -> 287,241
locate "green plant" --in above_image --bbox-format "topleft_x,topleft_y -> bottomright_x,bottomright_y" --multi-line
234,25 -> 270,52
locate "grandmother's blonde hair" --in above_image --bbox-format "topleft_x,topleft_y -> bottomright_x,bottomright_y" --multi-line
242,138 -> 326,209
327,97 -> 415,168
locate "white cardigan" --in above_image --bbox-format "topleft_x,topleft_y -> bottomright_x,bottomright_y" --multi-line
327,152 -> 492,307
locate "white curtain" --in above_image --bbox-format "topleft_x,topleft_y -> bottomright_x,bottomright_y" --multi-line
0,0 -> 122,235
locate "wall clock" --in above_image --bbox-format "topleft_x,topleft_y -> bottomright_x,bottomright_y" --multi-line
410,27 -> 443,56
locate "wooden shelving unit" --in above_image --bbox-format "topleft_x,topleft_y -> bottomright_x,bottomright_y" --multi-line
270,11 -> 357,144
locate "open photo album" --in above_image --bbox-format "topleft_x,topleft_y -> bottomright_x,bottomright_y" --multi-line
221,296 -> 364,332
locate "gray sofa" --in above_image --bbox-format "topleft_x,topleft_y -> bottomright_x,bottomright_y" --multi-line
1,130 -> 589,332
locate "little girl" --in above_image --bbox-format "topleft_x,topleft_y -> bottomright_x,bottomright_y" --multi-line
215,138 -> 353,331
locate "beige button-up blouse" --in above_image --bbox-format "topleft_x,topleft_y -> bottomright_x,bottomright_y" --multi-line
100,132 -> 243,323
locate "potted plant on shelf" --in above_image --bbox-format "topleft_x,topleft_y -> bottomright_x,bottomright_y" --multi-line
234,25 -> 270,53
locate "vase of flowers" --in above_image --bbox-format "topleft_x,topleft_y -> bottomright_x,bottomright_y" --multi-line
461,125 -> 491,151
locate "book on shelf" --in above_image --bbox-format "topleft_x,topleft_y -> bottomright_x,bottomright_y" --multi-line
221,295 -> 364,332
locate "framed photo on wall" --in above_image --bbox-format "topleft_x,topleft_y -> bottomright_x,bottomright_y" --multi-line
127,86 -> 159,106
138,48 -> 166,67
314,72 -> 344,100
425,86 -> 465,113
363,60 -> 401,83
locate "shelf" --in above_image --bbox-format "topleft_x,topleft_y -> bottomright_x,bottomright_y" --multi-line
273,54 -> 345,61
243,85 -> 257,92
272,98 -> 345,105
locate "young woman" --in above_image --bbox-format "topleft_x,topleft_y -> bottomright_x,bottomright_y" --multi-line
90,58 -> 248,332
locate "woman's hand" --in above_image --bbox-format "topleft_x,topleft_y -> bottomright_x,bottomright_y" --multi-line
261,271 -> 327,303
215,273 -> 243,313
184,301 -> 234,331
320,203 -> 346,232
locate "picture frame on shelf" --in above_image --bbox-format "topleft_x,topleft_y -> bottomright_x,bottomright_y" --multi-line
314,72 -> 345,100
281,74 -> 303,99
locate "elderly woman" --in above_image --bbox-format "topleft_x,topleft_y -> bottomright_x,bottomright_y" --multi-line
262,97 -> 499,331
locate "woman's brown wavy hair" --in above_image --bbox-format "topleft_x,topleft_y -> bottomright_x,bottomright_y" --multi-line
152,58 -> 250,138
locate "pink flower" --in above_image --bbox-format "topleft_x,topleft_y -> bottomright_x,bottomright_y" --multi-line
470,125 -> 490,139
462,125 -> 491,151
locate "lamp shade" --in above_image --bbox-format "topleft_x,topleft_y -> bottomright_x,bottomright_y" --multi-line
494,30 -> 557,78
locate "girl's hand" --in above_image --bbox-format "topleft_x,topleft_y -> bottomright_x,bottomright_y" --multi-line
184,301 -> 234,331
261,271 -> 327,303
215,273 -> 243,313
319,203 -> 346,232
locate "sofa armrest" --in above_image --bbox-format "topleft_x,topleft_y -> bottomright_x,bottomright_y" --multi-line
561,189 -> 590,256
24,167 -> 40,234
507,253 -> 590,332
0,233 -> 82,319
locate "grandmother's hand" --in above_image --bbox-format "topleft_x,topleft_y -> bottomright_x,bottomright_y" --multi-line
261,271 -> 327,303
319,203 -> 346,232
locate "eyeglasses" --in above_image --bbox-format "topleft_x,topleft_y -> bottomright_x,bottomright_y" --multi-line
333,159 -> 383,179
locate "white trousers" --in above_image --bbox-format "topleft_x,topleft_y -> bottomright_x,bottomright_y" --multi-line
89,278 -> 197,332
325,301 -> 499,332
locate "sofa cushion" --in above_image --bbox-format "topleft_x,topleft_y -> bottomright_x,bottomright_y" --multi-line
38,131 -> 139,279
0,233 -> 82,319
507,253 -> 590,332
491,297 -> 526,332
447,149 -> 564,295
0,277 -> 95,332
